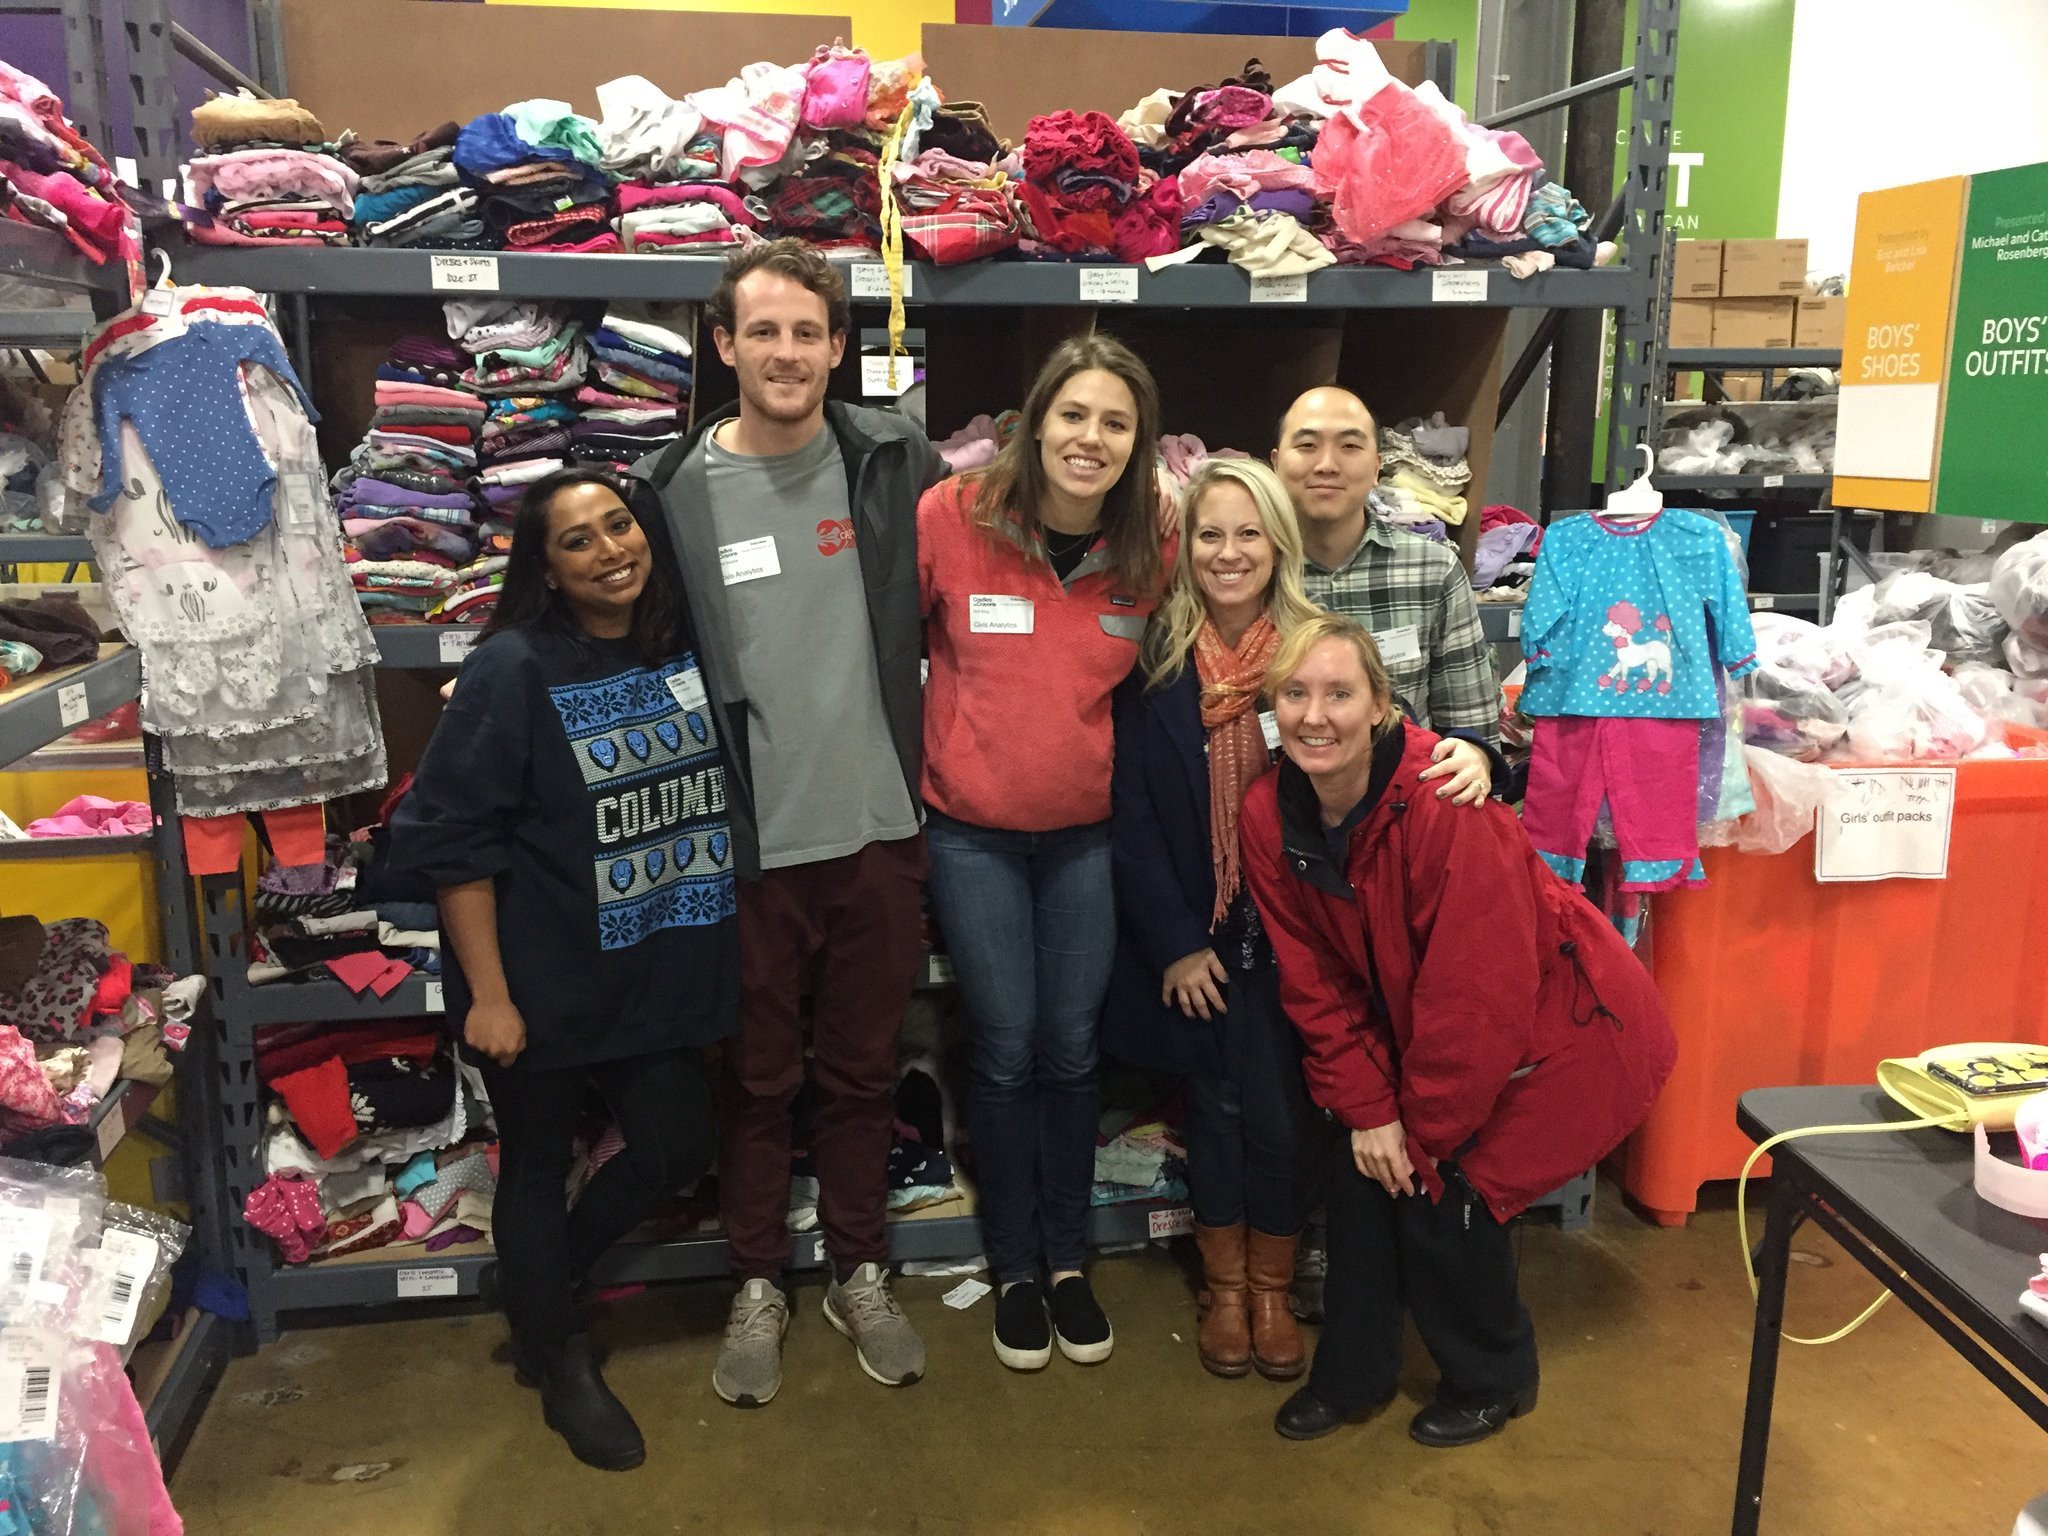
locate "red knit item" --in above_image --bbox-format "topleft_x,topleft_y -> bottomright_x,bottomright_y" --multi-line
272,1056 -> 358,1159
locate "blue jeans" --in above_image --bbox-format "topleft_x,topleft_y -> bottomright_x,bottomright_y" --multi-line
925,811 -> 1115,1284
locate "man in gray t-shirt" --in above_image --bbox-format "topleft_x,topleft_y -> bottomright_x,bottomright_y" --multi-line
701,428 -> 920,866
643,240 -> 944,1409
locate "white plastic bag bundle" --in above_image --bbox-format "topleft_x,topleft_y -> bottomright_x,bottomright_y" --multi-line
1990,530 -> 2048,647
1732,746 -> 1831,853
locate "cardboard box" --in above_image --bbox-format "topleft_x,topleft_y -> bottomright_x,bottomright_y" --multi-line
1716,372 -> 1764,402
1668,298 -> 1716,348
1720,238 -> 1809,297
1712,297 -> 1797,349
1795,293 -> 1846,350
1672,240 -> 1724,298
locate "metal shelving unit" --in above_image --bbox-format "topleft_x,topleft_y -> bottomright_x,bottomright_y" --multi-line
166,0 -> 1681,1342
1653,474 -> 1833,493
1478,602 -> 1525,645
1665,347 -> 1842,370
0,645 -> 140,763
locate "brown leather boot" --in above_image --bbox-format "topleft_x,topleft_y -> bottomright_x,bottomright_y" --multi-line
1246,1228 -> 1307,1380
1193,1221 -> 1252,1378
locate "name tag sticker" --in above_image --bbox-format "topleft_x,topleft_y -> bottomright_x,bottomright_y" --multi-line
666,669 -> 708,713
969,595 -> 1034,634
1374,624 -> 1423,666
719,536 -> 780,586
1259,710 -> 1282,752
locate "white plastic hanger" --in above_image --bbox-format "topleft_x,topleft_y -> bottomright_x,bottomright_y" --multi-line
1602,443 -> 1663,522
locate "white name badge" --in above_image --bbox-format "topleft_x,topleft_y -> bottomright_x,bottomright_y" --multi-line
666,669 -> 708,713
719,536 -> 780,586
1374,624 -> 1423,667
1259,710 -> 1282,752
969,595 -> 1035,634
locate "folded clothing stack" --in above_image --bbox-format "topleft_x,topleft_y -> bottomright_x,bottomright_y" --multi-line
1377,411 -> 1472,529
453,102 -> 617,253
184,95 -> 357,247
1,62 -> 135,266
334,331 -> 485,623
342,121 -> 482,250
573,304 -> 692,469
615,181 -> 757,252
752,126 -> 887,250
891,147 -> 1020,266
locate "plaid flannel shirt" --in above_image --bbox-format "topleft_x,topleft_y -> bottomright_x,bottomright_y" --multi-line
1302,497 -> 1501,745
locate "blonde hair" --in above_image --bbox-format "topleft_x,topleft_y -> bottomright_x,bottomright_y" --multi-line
1264,613 -> 1404,742
1141,458 -> 1323,689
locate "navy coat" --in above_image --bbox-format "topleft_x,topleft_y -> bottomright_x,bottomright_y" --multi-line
1102,664 -> 1507,1079
1103,665 -> 1237,1078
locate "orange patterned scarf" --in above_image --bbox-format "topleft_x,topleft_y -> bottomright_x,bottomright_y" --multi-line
1194,614 -> 1281,927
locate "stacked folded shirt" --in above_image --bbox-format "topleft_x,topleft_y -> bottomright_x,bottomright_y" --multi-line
614,182 -> 756,252
185,96 -> 357,247
1376,411 -> 1473,528
344,122 -> 482,249
574,305 -> 692,468
453,103 -> 618,253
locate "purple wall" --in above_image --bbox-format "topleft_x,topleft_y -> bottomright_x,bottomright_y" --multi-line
6,0 -> 256,165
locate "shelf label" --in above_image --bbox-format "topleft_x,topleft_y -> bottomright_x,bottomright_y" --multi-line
861,355 -> 913,397
927,953 -> 954,985
1249,273 -> 1308,304
1147,1207 -> 1195,1240
430,255 -> 500,293
849,264 -> 908,300
1762,473 -> 1786,488
395,1266 -> 458,1299
1751,594 -> 1775,610
1432,269 -> 1489,304
437,630 -> 478,665
1816,767 -> 1955,882
423,980 -> 444,1013
1508,609 -> 1523,638
95,1104 -> 124,1165
56,682 -> 88,729
1079,267 -> 1140,304
802,1234 -> 825,1266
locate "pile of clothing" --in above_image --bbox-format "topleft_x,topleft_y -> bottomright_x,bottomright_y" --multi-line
1475,503 -> 1544,597
1093,1104 -> 1188,1207
0,914 -> 188,1158
245,810 -> 447,991
1377,412 -> 1473,531
184,92 -> 356,248
453,102 -> 615,253
0,590 -> 100,689
340,121 -> 478,250
245,1020 -> 496,1264
1,62 -> 133,266
575,306 -> 693,469
334,329 -> 489,624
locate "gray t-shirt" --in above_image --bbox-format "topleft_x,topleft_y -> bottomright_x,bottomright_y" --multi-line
701,423 -> 920,868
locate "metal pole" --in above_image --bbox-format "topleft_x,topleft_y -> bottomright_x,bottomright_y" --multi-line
170,22 -> 272,98
1482,65 -> 1634,129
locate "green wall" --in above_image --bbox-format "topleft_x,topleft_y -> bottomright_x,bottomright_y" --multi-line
1660,0 -> 1795,239
1395,0 -> 1479,110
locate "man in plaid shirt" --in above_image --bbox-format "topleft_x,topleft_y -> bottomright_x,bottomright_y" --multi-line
1273,387 -> 1501,747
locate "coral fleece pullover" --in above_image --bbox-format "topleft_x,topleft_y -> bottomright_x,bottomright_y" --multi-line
918,474 -> 1160,832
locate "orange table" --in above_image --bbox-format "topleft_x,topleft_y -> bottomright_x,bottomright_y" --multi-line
1620,758 -> 2048,1224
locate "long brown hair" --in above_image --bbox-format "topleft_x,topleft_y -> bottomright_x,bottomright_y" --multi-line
967,333 -> 1165,596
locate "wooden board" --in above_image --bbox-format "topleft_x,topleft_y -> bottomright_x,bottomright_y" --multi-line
919,25 -> 1430,144
277,0 -> 850,143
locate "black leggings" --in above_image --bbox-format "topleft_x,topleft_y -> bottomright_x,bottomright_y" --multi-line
481,1046 -> 715,1351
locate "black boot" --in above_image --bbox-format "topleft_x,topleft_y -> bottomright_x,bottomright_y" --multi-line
1408,1381 -> 1539,1448
538,1333 -> 645,1470
1273,1385 -> 1394,1442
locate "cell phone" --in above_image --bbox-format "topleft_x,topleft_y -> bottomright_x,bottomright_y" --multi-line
1924,1053 -> 2048,1098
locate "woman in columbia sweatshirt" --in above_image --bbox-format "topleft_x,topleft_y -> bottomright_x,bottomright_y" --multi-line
391,468 -> 738,1472
918,334 -> 1166,1374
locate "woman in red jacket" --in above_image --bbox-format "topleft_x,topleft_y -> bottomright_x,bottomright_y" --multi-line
919,334 -> 1165,1374
1241,614 -> 1676,1448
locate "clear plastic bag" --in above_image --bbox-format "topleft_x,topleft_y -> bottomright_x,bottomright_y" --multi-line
0,1161 -> 108,1338
1731,745 -> 1832,853
1990,529 -> 2048,646
79,1206 -> 188,1352
1741,661 -> 1849,760
1841,669 -> 1988,761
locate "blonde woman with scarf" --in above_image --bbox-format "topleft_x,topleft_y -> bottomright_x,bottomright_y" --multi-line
1103,458 -> 1497,1381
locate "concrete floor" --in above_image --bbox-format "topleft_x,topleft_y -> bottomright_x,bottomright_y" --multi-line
172,1181 -> 2044,1536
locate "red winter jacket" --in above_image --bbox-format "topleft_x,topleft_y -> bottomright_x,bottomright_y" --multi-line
1240,722 -> 1676,1221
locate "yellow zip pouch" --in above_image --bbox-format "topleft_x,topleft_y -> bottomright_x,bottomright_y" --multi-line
1876,1042 -> 2048,1131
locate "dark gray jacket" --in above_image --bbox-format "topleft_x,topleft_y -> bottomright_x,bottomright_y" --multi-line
631,399 -> 945,880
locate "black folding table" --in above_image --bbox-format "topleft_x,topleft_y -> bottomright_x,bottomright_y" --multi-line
1734,1086 -> 2048,1534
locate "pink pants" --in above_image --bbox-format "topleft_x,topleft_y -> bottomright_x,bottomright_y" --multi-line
1523,716 -> 1704,892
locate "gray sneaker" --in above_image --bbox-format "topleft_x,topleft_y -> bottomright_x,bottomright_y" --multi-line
713,1278 -> 789,1408
823,1263 -> 925,1387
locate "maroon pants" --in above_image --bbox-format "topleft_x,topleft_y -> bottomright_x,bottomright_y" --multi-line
721,834 -> 927,1282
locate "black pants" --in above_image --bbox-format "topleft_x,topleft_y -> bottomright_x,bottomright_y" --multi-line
1309,1121 -> 1538,1413
482,1046 -> 716,1352
1183,963 -> 1308,1236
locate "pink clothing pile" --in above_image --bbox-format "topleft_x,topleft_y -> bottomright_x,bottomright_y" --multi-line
24,795 -> 152,838
0,62 -> 134,265
185,146 -> 359,247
